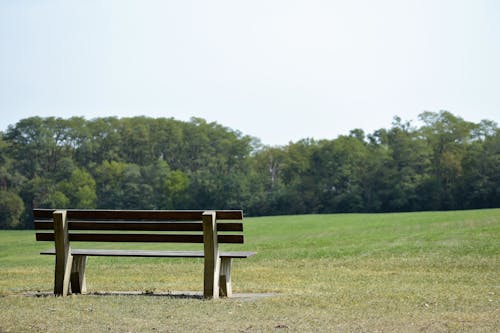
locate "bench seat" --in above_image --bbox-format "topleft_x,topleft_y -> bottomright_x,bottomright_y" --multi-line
41,248 -> 256,258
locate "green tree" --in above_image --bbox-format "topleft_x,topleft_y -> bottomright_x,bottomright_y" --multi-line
77,117 -> 121,165
0,132 -> 26,192
0,190 -> 25,229
419,111 -> 477,209
59,168 -> 97,208
245,146 -> 287,215
312,136 -> 367,213
164,169 -> 190,209
118,117 -> 154,165
461,126 -> 500,208
94,160 -> 128,209
382,117 -> 431,211
1,112 -> 498,229
121,164 -> 154,209
94,161 -> 154,209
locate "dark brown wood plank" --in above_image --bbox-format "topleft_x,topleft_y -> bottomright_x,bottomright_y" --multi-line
34,221 -> 53,230
35,220 -> 243,232
33,209 -> 56,218
67,221 -> 242,231
68,210 -> 206,221
69,233 -> 205,243
69,221 -> 204,231
217,223 -> 244,232
218,235 -> 244,244
33,209 -> 243,220
36,233 -> 54,241
36,233 -> 203,243
36,232 -> 244,243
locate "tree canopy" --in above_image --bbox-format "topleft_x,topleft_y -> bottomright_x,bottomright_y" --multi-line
0,111 -> 498,228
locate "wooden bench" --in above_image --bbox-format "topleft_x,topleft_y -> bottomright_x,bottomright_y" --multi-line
34,209 -> 256,299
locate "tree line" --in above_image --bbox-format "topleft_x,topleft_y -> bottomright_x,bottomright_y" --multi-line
0,111 -> 499,228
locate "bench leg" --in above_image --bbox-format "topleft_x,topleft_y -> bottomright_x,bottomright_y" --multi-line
70,255 -> 87,294
53,210 -> 72,296
203,211 -> 220,299
219,258 -> 232,297
204,257 -> 221,299
54,254 -> 73,296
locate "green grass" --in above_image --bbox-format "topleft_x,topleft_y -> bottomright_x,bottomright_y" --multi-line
1,209 -> 499,332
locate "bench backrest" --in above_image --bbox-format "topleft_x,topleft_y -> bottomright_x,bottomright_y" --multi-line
34,209 -> 245,244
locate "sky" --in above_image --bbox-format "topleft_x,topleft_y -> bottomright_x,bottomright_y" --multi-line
1,0 -> 499,146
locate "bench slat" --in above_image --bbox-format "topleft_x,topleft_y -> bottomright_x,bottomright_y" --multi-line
33,209 -> 243,220
40,248 -> 256,258
34,221 -> 243,232
36,233 -> 244,244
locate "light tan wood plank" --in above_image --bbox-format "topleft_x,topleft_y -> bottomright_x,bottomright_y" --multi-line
202,210 -> 220,299
70,255 -> 87,294
219,257 -> 232,297
53,210 -> 72,296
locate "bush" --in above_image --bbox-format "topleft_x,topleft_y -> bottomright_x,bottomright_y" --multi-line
0,190 -> 25,229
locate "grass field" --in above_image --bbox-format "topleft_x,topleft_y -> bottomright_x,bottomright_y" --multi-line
0,209 -> 499,332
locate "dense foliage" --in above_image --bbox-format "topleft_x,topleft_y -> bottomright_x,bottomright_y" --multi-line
0,111 -> 499,228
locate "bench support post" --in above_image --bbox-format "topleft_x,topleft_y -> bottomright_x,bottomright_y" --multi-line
70,255 -> 87,294
202,211 -> 220,299
53,210 -> 72,296
219,257 -> 232,297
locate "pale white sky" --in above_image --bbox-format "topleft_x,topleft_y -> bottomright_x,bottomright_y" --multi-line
1,0 -> 499,145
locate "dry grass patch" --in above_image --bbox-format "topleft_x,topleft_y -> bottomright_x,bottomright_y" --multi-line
1,209 -> 499,332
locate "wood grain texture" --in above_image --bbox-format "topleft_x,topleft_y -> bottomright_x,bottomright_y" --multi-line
219,257 -> 233,297
70,255 -> 87,294
53,210 -> 72,296
33,209 -> 243,220
34,220 -> 243,232
202,211 -> 220,299
36,233 -> 244,243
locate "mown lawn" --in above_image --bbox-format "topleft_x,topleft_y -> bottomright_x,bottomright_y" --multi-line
0,209 -> 499,332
